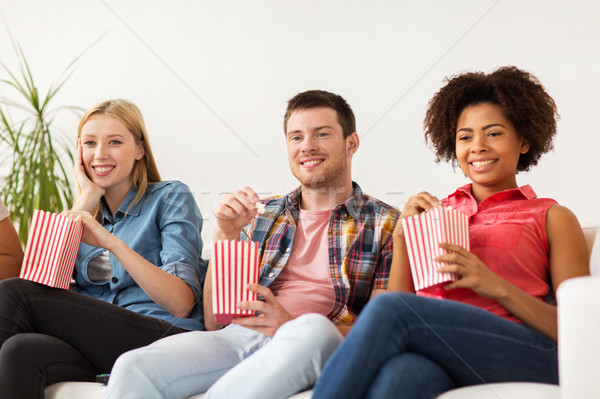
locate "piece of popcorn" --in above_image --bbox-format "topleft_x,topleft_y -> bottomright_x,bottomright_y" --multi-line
254,201 -> 266,214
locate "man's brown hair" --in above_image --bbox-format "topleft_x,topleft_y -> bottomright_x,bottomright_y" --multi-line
284,90 -> 356,139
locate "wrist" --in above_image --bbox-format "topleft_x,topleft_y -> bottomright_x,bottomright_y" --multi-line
104,234 -> 123,254
72,198 -> 93,212
214,228 -> 240,241
73,193 -> 100,212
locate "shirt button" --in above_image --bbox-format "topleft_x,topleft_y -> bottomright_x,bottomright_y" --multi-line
111,277 -> 118,284
285,248 -> 291,252
268,272 -> 274,277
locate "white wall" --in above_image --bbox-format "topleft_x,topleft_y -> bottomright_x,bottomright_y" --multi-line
1,0 -> 599,249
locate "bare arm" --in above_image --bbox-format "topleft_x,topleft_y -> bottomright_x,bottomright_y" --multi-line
203,264 -> 228,331
388,192 -> 440,293
107,236 -> 195,318
387,230 -> 416,293
63,211 -> 196,318
496,205 -> 589,341
0,218 -> 23,279
438,204 -> 589,342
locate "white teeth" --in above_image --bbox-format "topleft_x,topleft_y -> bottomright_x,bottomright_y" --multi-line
94,166 -> 113,173
471,160 -> 495,168
303,160 -> 322,166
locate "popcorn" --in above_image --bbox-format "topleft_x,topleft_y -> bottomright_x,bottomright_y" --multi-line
401,206 -> 469,295
254,201 -> 266,214
20,210 -> 83,289
211,240 -> 260,323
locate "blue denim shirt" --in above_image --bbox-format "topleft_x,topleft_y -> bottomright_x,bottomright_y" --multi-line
74,181 -> 206,331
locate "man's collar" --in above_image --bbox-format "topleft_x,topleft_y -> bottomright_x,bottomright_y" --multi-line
285,181 -> 365,218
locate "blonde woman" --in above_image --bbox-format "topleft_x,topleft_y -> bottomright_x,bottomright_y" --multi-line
0,99 -> 206,399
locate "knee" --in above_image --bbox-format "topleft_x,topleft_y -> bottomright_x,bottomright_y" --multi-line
368,291 -> 404,310
0,334 -> 28,367
0,278 -> 44,306
110,347 -> 148,381
369,353 -> 455,398
0,334 -> 47,376
276,314 -> 343,356
0,278 -> 29,299
0,334 -> 45,395
280,314 -> 339,339
388,353 -> 454,388
361,292 -> 417,322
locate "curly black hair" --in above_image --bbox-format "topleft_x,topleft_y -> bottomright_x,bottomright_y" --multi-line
424,66 -> 558,171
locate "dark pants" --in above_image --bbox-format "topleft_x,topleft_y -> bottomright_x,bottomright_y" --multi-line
312,292 -> 558,399
0,278 -> 187,399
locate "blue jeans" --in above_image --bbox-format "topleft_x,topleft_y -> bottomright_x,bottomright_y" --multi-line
106,313 -> 343,399
312,293 -> 558,399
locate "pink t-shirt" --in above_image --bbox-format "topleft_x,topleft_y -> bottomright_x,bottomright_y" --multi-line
419,184 -> 556,323
269,208 -> 336,318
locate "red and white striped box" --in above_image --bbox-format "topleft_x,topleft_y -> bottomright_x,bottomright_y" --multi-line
20,209 -> 83,289
401,207 -> 469,294
211,240 -> 260,324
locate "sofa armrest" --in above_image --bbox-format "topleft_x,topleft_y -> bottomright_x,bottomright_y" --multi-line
556,275 -> 600,399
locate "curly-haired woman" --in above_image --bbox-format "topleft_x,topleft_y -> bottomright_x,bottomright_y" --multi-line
312,66 -> 589,399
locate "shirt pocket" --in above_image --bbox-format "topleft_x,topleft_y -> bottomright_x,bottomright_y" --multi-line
472,219 -> 526,250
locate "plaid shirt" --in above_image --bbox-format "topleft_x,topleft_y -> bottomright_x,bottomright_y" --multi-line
240,182 -> 399,325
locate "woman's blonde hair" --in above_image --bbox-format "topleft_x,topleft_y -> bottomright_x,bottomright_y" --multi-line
76,99 -> 161,220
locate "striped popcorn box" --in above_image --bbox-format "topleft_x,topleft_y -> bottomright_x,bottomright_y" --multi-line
401,206 -> 469,294
20,209 -> 83,289
211,240 -> 260,324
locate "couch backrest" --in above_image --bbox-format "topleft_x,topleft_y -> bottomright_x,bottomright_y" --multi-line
583,227 -> 598,258
585,226 -> 600,276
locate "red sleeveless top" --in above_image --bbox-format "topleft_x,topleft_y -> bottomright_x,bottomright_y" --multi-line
419,184 -> 556,322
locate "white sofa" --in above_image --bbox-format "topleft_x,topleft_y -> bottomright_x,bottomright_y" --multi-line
45,227 -> 599,399
436,226 -> 599,399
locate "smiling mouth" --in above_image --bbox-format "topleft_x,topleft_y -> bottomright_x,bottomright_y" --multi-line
470,160 -> 497,168
92,165 -> 115,173
301,159 -> 324,167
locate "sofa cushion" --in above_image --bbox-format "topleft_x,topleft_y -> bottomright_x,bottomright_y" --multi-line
435,382 -> 560,399
44,382 -> 314,399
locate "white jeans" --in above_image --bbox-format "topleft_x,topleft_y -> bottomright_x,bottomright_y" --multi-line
105,313 -> 344,399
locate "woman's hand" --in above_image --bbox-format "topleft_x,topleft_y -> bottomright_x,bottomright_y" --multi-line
401,192 -> 441,218
388,192 -> 440,293
61,210 -> 116,250
394,192 -> 441,240
72,139 -> 105,212
436,243 -> 508,300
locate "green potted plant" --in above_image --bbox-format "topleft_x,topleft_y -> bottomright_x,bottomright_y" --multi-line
0,35 -> 95,244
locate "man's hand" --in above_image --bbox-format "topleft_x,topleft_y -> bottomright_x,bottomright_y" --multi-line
214,187 -> 260,241
232,284 -> 293,337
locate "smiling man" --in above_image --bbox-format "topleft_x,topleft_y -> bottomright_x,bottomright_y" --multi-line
106,90 -> 400,399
